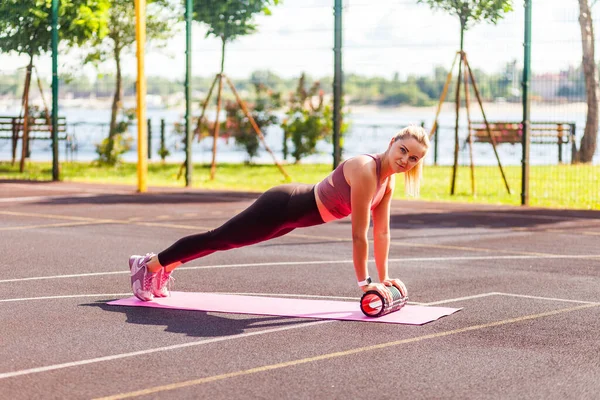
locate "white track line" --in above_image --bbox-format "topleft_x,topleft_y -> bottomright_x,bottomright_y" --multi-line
0,292 -> 422,305
1,254 -> 599,284
0,270 -> 130,283
220,292 -> 359,301
3,292 -> 596,306
0,293 -> 132,303
421,293 -> 497,305
0,293 -> 358,303
0,292 -> 430,305
422,292 -> 600,306
493,292 -> 600,305
1,290 -> 598,380
0,320 -> 333,380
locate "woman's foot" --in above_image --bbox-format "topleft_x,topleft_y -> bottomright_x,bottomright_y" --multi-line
152,267 -> 174,297
129,254 -> 157,301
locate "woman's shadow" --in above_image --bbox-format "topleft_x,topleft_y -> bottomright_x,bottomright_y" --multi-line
83,299 -> 312,338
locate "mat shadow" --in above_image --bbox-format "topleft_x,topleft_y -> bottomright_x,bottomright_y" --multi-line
0,179 -> 52,184
83,300 -> 311,338
386,208 -> 600,230
35,191 -> 260,206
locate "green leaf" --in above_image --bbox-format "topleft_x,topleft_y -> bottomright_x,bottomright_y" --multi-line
193,0 -> 280,43
417,0 -> 513,30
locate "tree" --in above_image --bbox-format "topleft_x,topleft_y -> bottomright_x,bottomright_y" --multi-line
192,0 -> 280,178
0,0 -> 109,56
576,0 -> 598,163
84,0 -> 178,164
282,74 -> 348,164
222,83 -> 282,163
193,0 -> 280,71
0,0 -> 109,170
418,0 -> 513,195
415,0 -> 514,106
417,0 -> 513,56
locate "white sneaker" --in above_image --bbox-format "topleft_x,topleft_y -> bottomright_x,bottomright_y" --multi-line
129,254 -> 157,301
152,267 -> 174,298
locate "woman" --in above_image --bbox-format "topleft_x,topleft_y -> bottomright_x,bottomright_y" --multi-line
129,125 -> 429,305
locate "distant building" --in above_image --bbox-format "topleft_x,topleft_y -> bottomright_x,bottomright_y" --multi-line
531,71 -> 572,101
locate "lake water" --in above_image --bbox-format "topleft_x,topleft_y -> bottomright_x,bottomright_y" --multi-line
1,102 -> 598,166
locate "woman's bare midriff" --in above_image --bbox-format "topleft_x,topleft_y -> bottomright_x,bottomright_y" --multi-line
313,182 -> 339,223
313,156 -> 387,223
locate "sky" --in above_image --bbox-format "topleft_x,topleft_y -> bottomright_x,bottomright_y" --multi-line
0,0 -> 595,81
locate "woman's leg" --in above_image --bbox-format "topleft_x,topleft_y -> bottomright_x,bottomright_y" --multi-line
157,184 -> 324,267
130,184 -> 324,301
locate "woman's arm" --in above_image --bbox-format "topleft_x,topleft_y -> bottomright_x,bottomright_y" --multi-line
346,157 -> 394,303
372,175 -> 394,282
371,174 -> 407,297
348,159 -> 377,285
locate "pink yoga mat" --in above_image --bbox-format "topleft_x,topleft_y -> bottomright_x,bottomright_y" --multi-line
108,292 -> 461,325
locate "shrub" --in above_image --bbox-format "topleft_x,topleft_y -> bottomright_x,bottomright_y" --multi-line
222,83 -> 282,163
95,108 -> 134,165
282,73 -> 348,163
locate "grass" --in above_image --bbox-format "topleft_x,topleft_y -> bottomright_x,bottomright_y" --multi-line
420,164 -> 600,209
1,160 -> 598,210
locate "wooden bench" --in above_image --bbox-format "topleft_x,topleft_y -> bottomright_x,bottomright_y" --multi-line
0,116 -> 74,161
470,121 -> 576,163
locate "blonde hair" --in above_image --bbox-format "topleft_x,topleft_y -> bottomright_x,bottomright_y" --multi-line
393,125 -> 430,197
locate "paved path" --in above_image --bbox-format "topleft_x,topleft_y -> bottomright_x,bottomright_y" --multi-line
1,181 -> 599,399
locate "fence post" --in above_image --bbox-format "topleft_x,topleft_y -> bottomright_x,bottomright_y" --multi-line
557,124 -> 563,164
434,124 -> 439,166
332,0 -> 343,169
570,123 -> 577,164
521,0 -> 532,206
160,118 -> 166,162
185,0 -> 193,186
51,0 -> 59,181
11,117 -> 18,164
147,118 -> 152,159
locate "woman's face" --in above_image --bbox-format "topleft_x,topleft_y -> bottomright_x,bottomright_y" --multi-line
387,136 -> 428,173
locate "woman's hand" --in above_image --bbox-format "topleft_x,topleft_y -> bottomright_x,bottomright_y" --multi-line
382,278 -> 408,298
361,282 -> 394,305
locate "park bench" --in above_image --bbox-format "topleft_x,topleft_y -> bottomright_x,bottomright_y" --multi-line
469,121 -> 576,163
0,115 -> 75,161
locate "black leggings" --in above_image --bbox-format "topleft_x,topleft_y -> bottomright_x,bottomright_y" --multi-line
157,184 -> 326,266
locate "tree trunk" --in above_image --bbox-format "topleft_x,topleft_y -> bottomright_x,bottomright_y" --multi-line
210,38 -> 227,180
19,55 -> 34,172
450,22 -> 465,195
577,0 -> 598,163
108,44 -> 123,156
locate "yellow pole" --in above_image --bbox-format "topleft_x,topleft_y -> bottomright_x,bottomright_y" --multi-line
135,0 -> 148,192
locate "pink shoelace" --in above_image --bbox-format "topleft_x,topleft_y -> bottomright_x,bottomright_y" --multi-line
159,270 -> 174,290
143,273 -> 154,291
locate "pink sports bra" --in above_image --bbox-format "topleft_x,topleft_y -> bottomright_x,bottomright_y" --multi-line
316,154 -> 387,219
